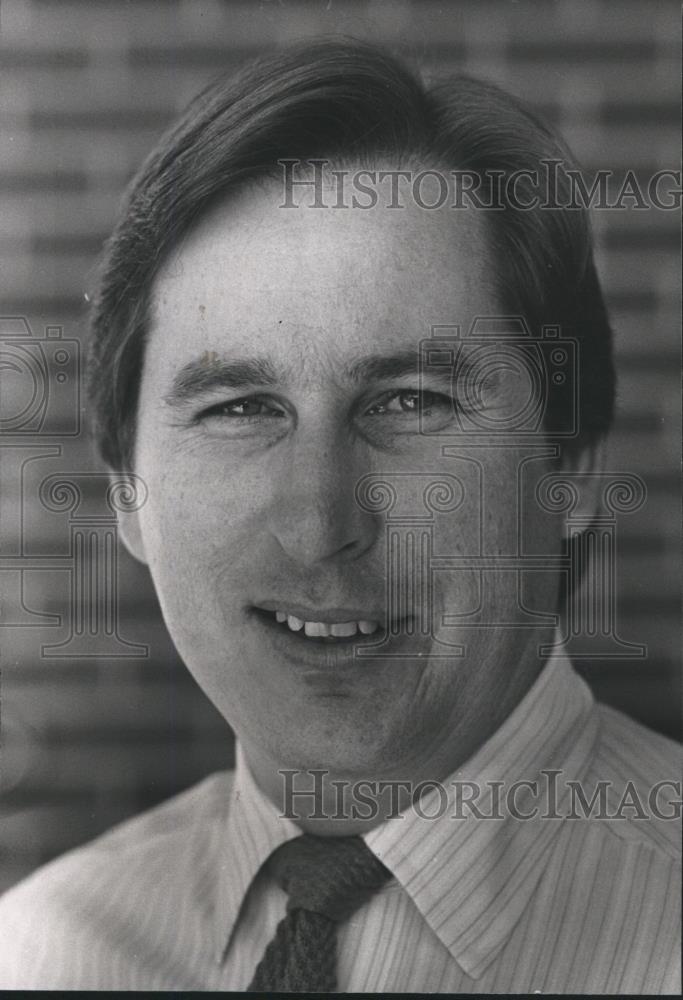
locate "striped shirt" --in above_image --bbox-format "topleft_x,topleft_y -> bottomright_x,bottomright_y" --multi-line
0,653 -> 680,992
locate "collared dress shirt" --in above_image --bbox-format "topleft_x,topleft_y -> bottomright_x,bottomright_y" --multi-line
0,652 -> 680,992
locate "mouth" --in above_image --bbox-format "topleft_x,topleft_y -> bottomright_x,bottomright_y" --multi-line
248,601 -> 433,675
250,605 -> 387,645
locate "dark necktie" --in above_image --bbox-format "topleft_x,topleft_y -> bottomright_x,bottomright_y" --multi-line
247,833 -> 392,992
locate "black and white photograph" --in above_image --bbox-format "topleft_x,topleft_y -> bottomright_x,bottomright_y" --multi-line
0,0 -> 680,992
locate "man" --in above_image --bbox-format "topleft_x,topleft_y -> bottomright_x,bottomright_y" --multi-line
0,40 -> 679,993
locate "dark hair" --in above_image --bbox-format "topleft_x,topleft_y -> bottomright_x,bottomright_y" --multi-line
87,38 -> 614,471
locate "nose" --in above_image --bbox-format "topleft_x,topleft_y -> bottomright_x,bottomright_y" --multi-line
266,424 -> 380,567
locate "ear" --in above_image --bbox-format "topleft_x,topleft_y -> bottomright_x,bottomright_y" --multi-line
110,471 -> 149,565
560,437 -> 607,524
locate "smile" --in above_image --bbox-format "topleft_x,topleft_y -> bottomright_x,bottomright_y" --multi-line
251,602 -> 391,646
248,603 -> 430,669
273,611 -> 380,638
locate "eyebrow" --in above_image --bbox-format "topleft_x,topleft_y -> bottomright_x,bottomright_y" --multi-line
163,348 -> 467,408
164,355 -> 278,407
349,349 -> 479,388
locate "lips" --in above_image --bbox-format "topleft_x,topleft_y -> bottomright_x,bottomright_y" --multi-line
249,601 -> 428,669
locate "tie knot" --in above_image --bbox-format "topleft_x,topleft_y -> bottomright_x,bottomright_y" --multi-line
267,834 -> 392,923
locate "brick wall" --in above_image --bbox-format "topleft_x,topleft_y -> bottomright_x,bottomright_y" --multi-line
0,0 -> 680,892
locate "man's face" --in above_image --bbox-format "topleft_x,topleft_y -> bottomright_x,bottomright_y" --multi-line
126,177 -> 562,785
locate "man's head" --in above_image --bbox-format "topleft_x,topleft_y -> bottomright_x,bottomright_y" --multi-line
87,41 -> 615,806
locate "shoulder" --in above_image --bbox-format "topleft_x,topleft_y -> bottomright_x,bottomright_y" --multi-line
595,700 -> 681,776
0,770 -> 234,989
532,704 -> 680,992
89,767 -> 234,855
8,767 -> 234,882
588,702 -> 682,861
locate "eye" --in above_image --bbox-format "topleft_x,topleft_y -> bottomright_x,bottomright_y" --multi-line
199,396 -> 286,420
366,389 -> 453,418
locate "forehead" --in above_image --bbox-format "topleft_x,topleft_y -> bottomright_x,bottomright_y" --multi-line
149,177 -> 494,370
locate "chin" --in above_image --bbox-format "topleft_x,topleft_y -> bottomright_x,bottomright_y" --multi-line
277,717 -> 416,779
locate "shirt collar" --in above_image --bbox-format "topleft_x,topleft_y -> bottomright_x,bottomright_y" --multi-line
212,648 -> 599,976
212,742 -> 302,962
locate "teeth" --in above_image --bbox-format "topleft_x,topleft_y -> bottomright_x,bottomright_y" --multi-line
274,612 -> 380,638
330,621 -> 358,637
304,621 -> 330,637
358,620 -> 378,634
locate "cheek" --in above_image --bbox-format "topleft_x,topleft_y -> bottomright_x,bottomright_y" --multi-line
139,432 -> 272,539
481,450 -> 559,547
135,453 -> 267,619
429,450 -> 560,612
